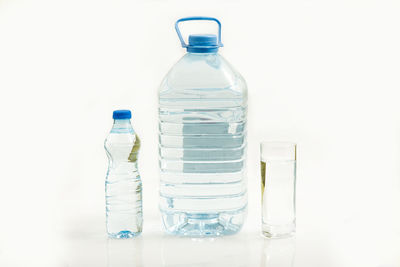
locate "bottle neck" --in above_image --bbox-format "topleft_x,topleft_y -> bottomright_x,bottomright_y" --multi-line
187,51 -> 218,56
113,118 -> 131,126
111,119 -> 133,133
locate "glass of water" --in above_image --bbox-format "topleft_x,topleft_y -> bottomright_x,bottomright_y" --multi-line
260,142 -> 297,238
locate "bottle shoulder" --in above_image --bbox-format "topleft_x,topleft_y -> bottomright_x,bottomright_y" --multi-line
104,131 -> 138,148
159,53 -> 247,97
104,132 -> 140,164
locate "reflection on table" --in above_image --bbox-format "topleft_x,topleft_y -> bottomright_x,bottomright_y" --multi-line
260,237 -> 296,267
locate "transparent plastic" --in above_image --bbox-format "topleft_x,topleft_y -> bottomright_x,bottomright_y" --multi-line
260,142 -> 296,238
158,52 -> 248,236
104,119 -> 142,238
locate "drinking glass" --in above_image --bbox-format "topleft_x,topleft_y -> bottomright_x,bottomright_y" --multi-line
260,142 -> 297,238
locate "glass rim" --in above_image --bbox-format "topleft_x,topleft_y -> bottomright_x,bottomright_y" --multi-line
260,141 -> 297,161
260,141 -> 297,148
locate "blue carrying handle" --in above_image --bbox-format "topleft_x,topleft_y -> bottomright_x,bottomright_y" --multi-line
175,16 -> 223,48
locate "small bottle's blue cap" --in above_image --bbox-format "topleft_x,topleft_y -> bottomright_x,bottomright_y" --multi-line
187,34 -> 219,53
113,110 -> 131,119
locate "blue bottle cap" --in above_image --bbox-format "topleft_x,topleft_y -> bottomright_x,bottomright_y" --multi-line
187,34 -> 218,53
113,110 -> 131,119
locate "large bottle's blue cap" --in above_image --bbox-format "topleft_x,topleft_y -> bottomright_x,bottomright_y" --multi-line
188,34 -> 218,53
113,110 -> 131,119
175,17 -> 223,53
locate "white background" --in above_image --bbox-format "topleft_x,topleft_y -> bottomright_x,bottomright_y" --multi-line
1,0 -> 400,266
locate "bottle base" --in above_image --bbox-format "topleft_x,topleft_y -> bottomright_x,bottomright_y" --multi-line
261,223 -> 295,239
107,230 -> 141,239
160,208 -> 246,237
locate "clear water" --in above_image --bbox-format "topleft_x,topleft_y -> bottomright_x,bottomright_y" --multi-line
261,160 -> 296,238
105,119 -> 142,238
158,52 -> 248,236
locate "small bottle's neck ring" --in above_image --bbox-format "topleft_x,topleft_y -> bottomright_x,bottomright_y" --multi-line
113,119 -> 131,126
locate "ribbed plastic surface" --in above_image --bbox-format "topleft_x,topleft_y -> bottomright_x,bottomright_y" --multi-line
158,53 -> 247,236
105,119 -> 142,238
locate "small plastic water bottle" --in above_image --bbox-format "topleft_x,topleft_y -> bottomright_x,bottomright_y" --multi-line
104,110 -> 142,238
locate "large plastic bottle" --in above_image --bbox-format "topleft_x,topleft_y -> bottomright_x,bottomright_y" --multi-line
104,110 -> 142,238
158,17 -> 248,236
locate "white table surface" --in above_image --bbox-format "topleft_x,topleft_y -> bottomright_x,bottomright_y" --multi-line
1,193 -> 399,267
61,216 -> 400,267
7,206 -> 391,267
